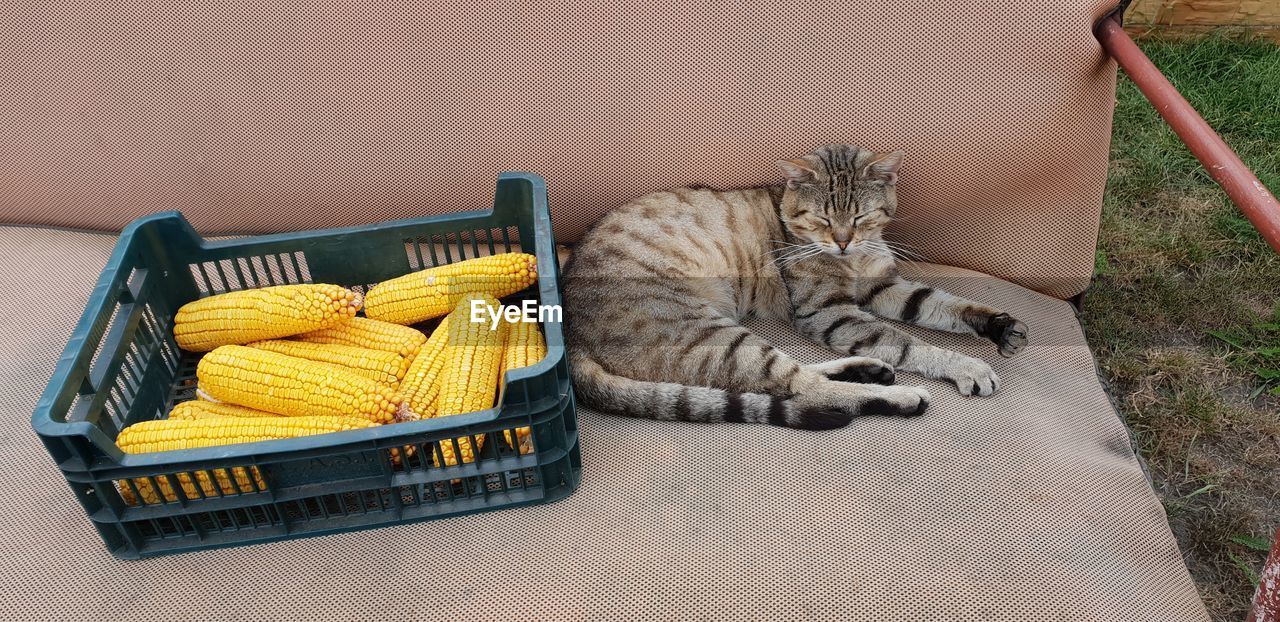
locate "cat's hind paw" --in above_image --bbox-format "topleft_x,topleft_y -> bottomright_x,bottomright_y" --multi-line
807,356 -> 895,385
859,385 -> 930,418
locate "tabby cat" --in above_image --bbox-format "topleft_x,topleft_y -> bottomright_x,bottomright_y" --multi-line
562,144 -> 1028,430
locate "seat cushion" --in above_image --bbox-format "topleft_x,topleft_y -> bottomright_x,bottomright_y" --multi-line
0,1 -> 1118,299
0,226 -> 1207,621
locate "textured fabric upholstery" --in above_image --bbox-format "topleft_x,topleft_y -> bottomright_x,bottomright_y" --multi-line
0,1 -> 1118,298
0,227 -> 1207,620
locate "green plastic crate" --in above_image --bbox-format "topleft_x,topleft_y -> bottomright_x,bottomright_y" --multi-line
32,173 -> 581,559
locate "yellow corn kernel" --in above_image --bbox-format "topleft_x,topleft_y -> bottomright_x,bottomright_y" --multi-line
393,315 -> 483,468
247,339 -> 410,388
174,284 -> 361,352
116,415 -> 378,454
118,467 -> 266,506
432,435 -> 480,467
196,345 -> 410,424
363,253 -> 537,325
114,415 -> 377,505
412,295 -> 507,467
167,400 -> 282,420
500,320 -> 546,455
399,317 -> 451,417
437,294 -> 508,417
500,319 -> 547,377
292,317 -> 427,358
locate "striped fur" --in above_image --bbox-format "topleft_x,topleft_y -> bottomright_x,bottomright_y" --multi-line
564,144 -> 1028,429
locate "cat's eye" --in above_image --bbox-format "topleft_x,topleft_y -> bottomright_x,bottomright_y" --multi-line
817,217 -> 832,226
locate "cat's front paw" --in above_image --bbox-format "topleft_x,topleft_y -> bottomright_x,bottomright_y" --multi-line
943,355 -> 1000,397
987,313 -> 1028,358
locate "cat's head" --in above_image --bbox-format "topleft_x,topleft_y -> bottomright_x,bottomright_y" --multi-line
776,144 -> 903,258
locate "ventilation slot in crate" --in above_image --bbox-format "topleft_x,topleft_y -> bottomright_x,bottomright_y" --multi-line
140,303 -> 180,380
390,426 -> 536,473
282,490 -> 396,523
72,296 -> 175,432
189,505 -> 284,535
188,252 -> 311,296
136,515 -> 199,540
116,466 -> 268,507
403,226 -> 519,270
86,293 -> 125,384
396,469 -> 541,508
164,353 -> 202,411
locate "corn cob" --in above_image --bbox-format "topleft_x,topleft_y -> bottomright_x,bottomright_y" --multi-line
174,284 -> 361,352
196,345 -> 411,423
247,339 -> 410,388
118,415 -> 377,453
390,316 -> 485,468
169,399 -> 376,428
438,294 -> 508,417
389,316 -> 468,468
399,317 -> 451,417
118,467 -> 266,506
413,295 -> 508,467
168,400 -> 281,421
500,320 -> 546,455
364,253 -> 537,325
501,319 -> 546,377
292,317 -> 428,358
114,415 -> 376,505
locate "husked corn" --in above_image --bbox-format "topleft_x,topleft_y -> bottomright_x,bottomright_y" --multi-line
422,295 -> 509,467
174,284 -> 361,352
114,415 -> 376,505
363,253 -> 536,325
117,415 -> 377,453
293,317 -> 428,358
247,339 -> 410,387
167,400 -> 281,420
391,317 -> 481,468
196,345 -> 410,423
399,317 -> 451,417
437,294 -> 508,418
501,320 -> 546,455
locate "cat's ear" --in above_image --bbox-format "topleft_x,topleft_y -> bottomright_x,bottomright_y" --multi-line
860,151 -> 904,185
776,159 -> 818,188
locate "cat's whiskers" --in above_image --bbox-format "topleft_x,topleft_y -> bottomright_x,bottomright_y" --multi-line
864,241 -> 904,261
763,239 -> 810,257
774,245 -> 827,270
764,245 -> 806,257
755,242 -> 820,274
767,242 -> 821,263
879,238 -> 928,257
864,240 -> 924,266
761,247 -> 820,273
877,240 -> 927,262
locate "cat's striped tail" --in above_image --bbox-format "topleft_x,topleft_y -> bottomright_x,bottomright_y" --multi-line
569,353 -> 852,430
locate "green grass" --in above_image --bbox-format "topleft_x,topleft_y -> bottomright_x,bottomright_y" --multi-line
1208,305 -> 1280,398
1083,31 -> 1280,620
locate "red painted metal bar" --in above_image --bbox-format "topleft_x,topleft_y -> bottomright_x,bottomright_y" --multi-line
1095,16 -> 1280,253
1247,529 -> 1280,622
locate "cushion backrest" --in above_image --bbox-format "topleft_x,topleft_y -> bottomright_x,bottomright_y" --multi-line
0,1 -> 1118,299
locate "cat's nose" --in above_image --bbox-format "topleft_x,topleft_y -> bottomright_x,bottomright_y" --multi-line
834,235 -> 851,250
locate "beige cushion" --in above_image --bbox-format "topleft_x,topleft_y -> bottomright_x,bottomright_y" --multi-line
0,1 -> 1118,299
0,226 -> 1207,620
